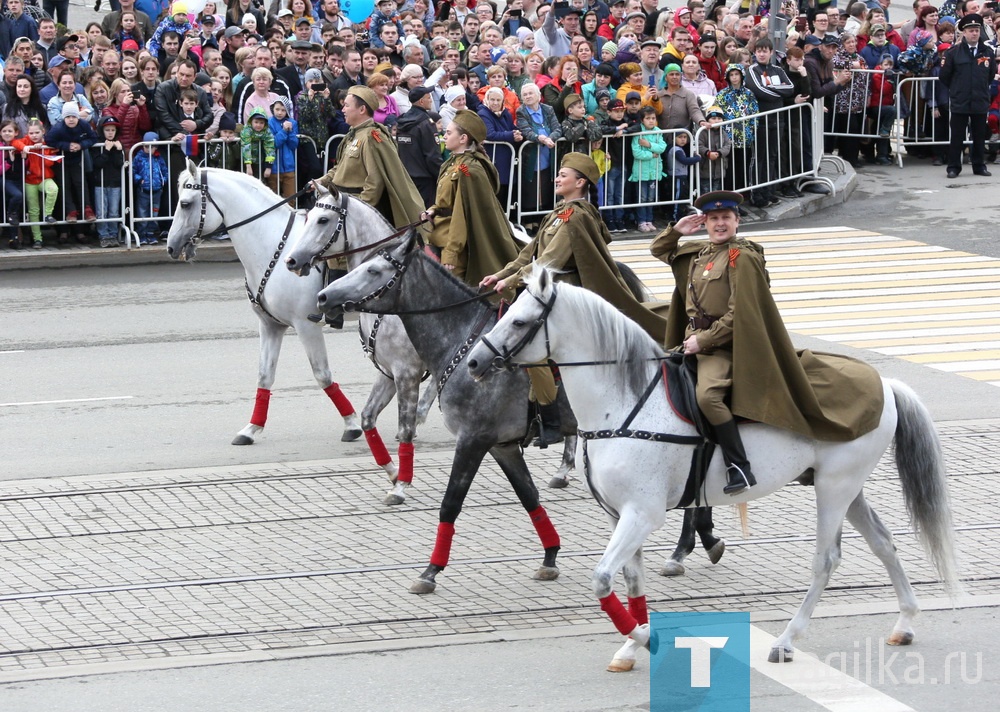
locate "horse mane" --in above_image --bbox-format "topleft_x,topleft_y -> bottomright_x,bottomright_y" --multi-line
527,268 -> 665,401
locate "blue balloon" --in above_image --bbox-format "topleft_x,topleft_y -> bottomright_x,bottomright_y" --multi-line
343,0 -> 375,24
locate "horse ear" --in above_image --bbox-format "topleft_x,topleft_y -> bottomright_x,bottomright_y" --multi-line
186,159 -> 199,182
312,180 -> 330,199
536,265 -> 552,295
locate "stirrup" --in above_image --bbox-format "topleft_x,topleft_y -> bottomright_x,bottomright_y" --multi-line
723,464 -> 755,495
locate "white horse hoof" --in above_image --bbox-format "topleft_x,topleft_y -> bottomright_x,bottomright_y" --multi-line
548,475 -> 569,489
231,434 -> 254,446
659,560 -> 685,577
341,428 -> 363,442
607,658 -> 635,673
888,630 -> 914,646
383,492 -> 405,506
707,539 -> 726,565
532,565 -> 560,581
768,646 -> 794,663
409,577 -> 436,594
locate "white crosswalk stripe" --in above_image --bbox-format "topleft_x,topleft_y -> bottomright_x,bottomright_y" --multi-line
610,226 -> 1000,388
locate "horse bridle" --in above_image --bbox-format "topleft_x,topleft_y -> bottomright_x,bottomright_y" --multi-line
339,246 -> 413,313
306,193 -> 350,266
479,287 -> 557,372
182,169 -> 311,244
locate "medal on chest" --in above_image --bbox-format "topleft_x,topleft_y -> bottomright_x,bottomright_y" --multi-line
703,260 -> 713,278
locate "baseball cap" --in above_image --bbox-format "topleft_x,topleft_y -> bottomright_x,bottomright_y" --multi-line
121,39 -> 140,52
408,85 -> 435,103
224,26 -> 247,39
56,34 -> 79,52
277,8 -> 292,16
608,98 -> 625,110
820,34 -> 840,46
48,54 -> 70,68
295,16 -> 311,26
625,90 -> 642,102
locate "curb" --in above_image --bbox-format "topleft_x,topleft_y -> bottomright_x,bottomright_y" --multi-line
0,168 -> 856,271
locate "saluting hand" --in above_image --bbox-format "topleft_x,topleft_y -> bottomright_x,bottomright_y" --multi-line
672,213 -> 706,235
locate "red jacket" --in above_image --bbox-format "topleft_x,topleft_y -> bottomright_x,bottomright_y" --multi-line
868,72 -> 894,107
12,138 -> 59,184
698,54 -> 726,91
101,101 -> 152,156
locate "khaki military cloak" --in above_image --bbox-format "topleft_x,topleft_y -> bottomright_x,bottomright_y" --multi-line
662,237 -> 884,442
316,119 -> 424,229
428,151 -> 522,288
496,199 -> 669,345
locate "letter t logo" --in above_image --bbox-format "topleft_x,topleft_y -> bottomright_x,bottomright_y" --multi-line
674,636 -> 729,687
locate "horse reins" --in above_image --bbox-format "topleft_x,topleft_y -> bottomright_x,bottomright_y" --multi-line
307,194 -> 431,268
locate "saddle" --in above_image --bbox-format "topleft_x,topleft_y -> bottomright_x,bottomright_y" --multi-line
663,351 -> 752,442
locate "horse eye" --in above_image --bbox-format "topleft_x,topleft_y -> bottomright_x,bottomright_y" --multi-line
367,267 -> 379,275
179,201 -> 191,209
318,217 -> 328,225
512,319 -> 526,328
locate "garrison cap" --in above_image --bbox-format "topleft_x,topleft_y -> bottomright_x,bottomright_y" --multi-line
347,85 -> 379,115
561,152 -> 600,185
451,109 -> 487,144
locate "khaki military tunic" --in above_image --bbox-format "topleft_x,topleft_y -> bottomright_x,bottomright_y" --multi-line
494,199 -> 585,288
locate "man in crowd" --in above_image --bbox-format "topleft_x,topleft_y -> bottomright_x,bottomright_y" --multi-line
332,48 -> 365,92
278,39 -> 312,96
395,86 -> 443,207
536,3 -> 580,56
941,13 -> 997,177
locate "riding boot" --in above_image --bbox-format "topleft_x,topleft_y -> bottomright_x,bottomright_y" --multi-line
715,419 -> 756,495
532,402 -> 563,448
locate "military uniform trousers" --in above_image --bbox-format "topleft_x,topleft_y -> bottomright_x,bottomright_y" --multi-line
695,350 -> 734,426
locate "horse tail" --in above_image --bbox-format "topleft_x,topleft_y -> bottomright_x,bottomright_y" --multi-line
735,502 -> 749,538
889,379 -> 961,595
616,261 -> 649,302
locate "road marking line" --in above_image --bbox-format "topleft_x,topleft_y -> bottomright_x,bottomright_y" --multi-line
0,396 -> 134,407
0,350 -> 25,354
750,626 -> 916,712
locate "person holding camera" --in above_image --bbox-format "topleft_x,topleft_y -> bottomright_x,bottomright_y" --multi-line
536,2 -> 582,57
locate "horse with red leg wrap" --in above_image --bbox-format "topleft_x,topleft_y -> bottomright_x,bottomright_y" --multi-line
311,231 -> 570,593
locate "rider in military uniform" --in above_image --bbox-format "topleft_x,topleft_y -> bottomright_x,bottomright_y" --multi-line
482,153 -> 668,445
313,85 -> 424,327
420,110 -> 522,288
651,191 -> 884,495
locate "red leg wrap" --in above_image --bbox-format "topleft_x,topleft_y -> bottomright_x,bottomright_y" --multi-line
323,382 -> 355,417
250,388 -> 271,427
397,442 -> 414,484
628,596 -> 649,626
600,593 -> 638,636
430,521 -> 455,568
528,506 -> 560,549
363,428 -> 393,467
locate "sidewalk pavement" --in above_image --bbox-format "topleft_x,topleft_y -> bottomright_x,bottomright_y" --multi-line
0,168 -> 856,271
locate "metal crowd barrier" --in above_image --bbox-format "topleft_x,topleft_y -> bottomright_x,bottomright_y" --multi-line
0,143 -> 130,248
126,135 -> 320,248
894,75 -> 963,164
819,68 -> 902,168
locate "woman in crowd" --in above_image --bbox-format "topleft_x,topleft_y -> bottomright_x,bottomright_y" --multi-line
574,36 -> 600,79
120,57 -> 139,82
582,62 -> 615,115
3,76 -> 48,135
422,109 -> 521,286
514,82 -> 561,221
47,69 -> 94,127
616,62 -> 661,112
477,86 -> 523,214
541,56 -> 582,122
102,78 -> 151,156
212,65 -> 234,109
367,72 -> 400,127
909,6 -> 940,47
524,51 -> 545,85
227,0 -> 264,29
361,49 -> 379,80
831,33 -> 868,168
680,53 -> 717,97
86,81 -> 111,124
242,67 -> 281,123
506,52 -> 529,98
477,66 -> 520,117
440,84 -> 467,132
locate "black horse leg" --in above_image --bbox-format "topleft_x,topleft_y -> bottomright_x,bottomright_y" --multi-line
665,509 -> 698,570
490,442 -> 561,579
694,506 -> 726,564
409,437 -> 491,595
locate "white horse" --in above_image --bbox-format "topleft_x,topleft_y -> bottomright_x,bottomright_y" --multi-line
466,267 -> 960,672
165,163 -> 431,504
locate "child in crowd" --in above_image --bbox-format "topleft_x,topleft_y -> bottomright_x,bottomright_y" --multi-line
207,112 -> 241,171
91,116 -> 125,248
591,88 -> 611,125
13,119 -> 59,248
696,106 -> 731,193
147,2 -> 193,59
267,99 -> 299,199
600,98 -> 629,233
629,106 -> 666,232
240,107 -> 275,184
665,131 -> 700,221
559,94 -> 602,159
46,101 -> 98,229
868,54 -> 897,165
0,121 -> 24,249
178,88 -> 206,136
114,10 -> 145,51
132,131 -> 169,245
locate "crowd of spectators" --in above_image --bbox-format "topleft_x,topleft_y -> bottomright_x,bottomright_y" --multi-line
0,0 -> 997,249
